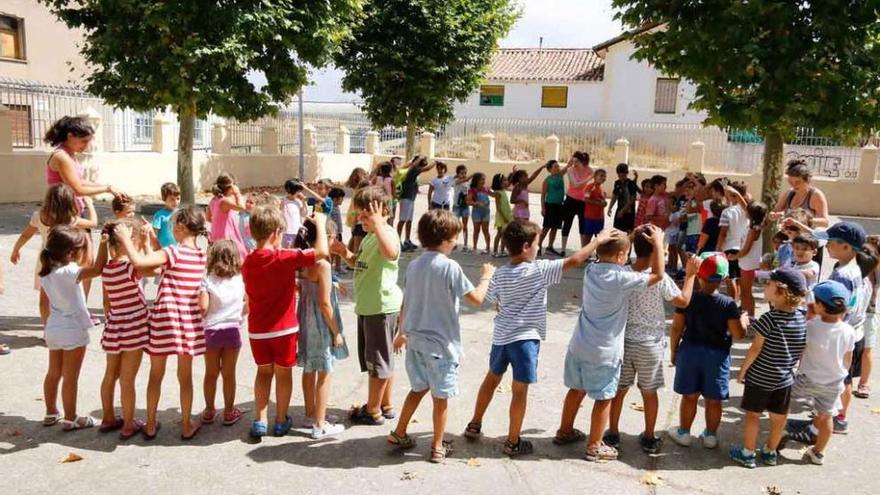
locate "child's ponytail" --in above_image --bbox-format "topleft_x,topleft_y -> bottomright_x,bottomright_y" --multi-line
213,173 -> 235,197
38,225 -> 87,277
174,205 -> 208,239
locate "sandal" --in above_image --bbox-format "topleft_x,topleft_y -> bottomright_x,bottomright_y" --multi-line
99,416 -> 124,433
503,438 -> 534,457
463,421 -> 482,440
250,420 -> 268,439
181,420 -> 203,441
201,409 -> 217,424
223,407 -> 244,426
43,412 -> 61,427
349,405 -> 385,426
553,428 -> 586,446
387,430 -> 416,449
0,344 -> 10,355
854,384 -> 871,399
119,420 -> 144,441
381,406 -> 396,420
429,440 -> 454,463
584,442 -> 619,462
61,416 -> 97,431
142,421 -> 161,441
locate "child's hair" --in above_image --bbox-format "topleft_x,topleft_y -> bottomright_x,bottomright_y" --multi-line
377,161 -> 392,177
615,163 -> 628,175
352,185 -> 389,211
746,201 -> 767,228
593,169 -> 607,180
816,296 -> 848,315
692,173 -> 707,185
294,218 -> 318,249
346,168 -> 368,189
206,240 -> 242,278
502,221 -> 539,256
728,180 -> 747,196
250,204 -> 286,241
772,230 -> 789,244
470,172 -> 485,189
709,200 -> 725,218
435,161 -> 447,174
857,242 -> 880,278
491,173 -> 505,191
160,182 -> 181,200
417,209 -> 462,248
174,205 -> 208,237
328,187 -> 346,199
213,173 -> 236,196
510,169 -> 528,186
650,175 -> 666,187
456,164 -> 468,175
112,194 -> 135,214
39,225 -> 86,277
102,218 -> 140,250
572,150 -> 590,166
632,225 -> 654,258
545,160 -> 559,171
597,234 -> 631,259
43,116 -> 94,146
675,178 -> 688,189
792,234 -> 819,251
708,178 -> 725,196
776,284 -> 804,308
39,184 -> 79,228
284,178 -> 304,195
784,208 -> 814,229
640,178 -> 653,191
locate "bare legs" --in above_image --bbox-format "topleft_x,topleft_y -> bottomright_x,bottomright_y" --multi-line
302,371 -> 333,427
204,347 -> 239,415
468,372 -> 529,444
145,354 -> 199,437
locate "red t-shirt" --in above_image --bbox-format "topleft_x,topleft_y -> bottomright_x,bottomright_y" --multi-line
584,184 -> 606,220
242,248 -> 316,336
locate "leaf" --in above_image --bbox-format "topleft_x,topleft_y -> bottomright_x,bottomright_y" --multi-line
869,406 -> 880,415
410,417 -> 419,424
764,486 -> 783,495
496,384 -> 511,393
465,457 -> 481,467
60,452 -> 83,464
639,473 -> 664,486
630,403 -> 644,412
400,471 -> 418,481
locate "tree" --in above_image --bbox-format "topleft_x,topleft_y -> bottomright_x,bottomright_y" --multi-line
612,1 -> 880,226
42,0 -> 358,203
335,0 -> 519,158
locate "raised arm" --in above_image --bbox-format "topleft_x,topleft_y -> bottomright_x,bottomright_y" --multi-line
114,223 -> 169,274
464,263 -> 496,306
51,152 -> 118,197
10,224 -> 38,264
78,236 -> 109,280
671,255 -> 700,308
525,164 -> 544,187
365,202 -> 398,260
645,224 -> 665,286
311,212 -> 329,261
75,197 -> 98,230
563,229 -> 621,270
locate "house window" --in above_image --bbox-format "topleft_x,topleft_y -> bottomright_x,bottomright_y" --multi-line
654,78 -> 679,114
6,103 -> 33,147
479,85 -> 504,106
132,111 -> 154,143
0,15 -> 25,60
541,86 -> 568,108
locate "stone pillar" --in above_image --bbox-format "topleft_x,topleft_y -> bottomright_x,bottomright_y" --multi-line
0,104 -> 12,153
859,144 -> 879,183
77,107 -> 103,152
479,133 -> 495,162
151,115 -> 174,153
211,118 -> 230,154
365,130 -> 380,155
420,131 -> 435,159
336,125 -> 351,154
613,138 -> 629,165
303,125 -> 317,155
686,141 -> 705,172
261,124 -> 279,154
544,135 -> 560,162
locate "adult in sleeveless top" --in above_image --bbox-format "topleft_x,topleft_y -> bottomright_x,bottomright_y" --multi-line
771,159 -> 830,265
560,151 -> 594,253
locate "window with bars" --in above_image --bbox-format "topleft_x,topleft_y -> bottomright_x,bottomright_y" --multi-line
541,86 -> 568,108
654,78 -> 679,114
132,111 -> 154,142
0,15 -> 24,60
6,103 -> 33,147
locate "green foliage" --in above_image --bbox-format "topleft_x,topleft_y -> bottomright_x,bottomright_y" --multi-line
335,0 -> 519,131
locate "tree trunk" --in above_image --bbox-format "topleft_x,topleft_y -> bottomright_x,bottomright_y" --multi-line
761,129 -> 785,252
177,109 -> 196,204
405,123 -> 417,160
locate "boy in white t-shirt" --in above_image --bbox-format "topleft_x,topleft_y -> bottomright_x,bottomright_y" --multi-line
427,162 -> 455,210
715,181 -> 749,303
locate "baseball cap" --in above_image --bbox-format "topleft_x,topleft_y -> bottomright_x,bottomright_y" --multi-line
812,280 -> 851,308
769,266 -> 807,296
814,221 -> 866,250
697,252 -> 729,282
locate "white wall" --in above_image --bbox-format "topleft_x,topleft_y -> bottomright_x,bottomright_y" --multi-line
454,81 -> 604,120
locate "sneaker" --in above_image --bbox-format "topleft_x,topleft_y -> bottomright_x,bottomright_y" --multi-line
833,416 -> 848,434
803,447 -> 825,465
667,426 -> 692,447
311,423 -> 345,439
602,431 -> 621,450
729,446 -> 757,468
639,433 -> 663,454
759,445 -> 778,466
700,429 -> 718,449
786,425 -> 817,445
546,247 -> 562,257
584,442 -> 618,462
786,418 -> 812,433
249,420 -> 268,439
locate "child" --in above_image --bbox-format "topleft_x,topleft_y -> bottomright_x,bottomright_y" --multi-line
199,240 -> 246,428
581,169 -> 607,246
281,178 -> 308,248
729,201 -> 767,318
207,173 -> 248,260
730,267 -> 807,468
644,175 -> 669,230
778,208 -> 815,268
555,225 -> 665,462
784,280 -> 856,464
634,178 -> 654,228
856,238 -> 880,399
39,225 -> 108,430
330,186 -> 401,425
239,193 -> 258,252
346,169 -> 370,254
491,173 -> 513,257
683,182 -> 702,254
452,165 -> 472,251
242,205 -> 329,437
604,226 -> 699,454
99,219 -> 150,440
152,182 -> 181,248
328,187 -> 347,274
428,161 -> 455,210
112,194 -> 136,219
539,160 -> 566,255
697,201 -> 723,254
762,231 -> 790,270
607,163 -> 639,234
389,210 -> 495,462
468,173 -> 492,255
510,164 -> 544,222
716,181 -> 749,303
372,161 -> 394,199
296,220 -> 349,439
398,157 -> 435,251
792,234 -> 820,289
114,205 -> 208,440
464,222 -> 616,457
667,252 -> 747,449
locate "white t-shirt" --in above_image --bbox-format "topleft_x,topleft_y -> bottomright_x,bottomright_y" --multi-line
40,263 -> 92,349
281,197 -> 304,235
625,268 -> 681,342
201,274 -> 245,330
719,204 -> 748,251
739,228 -> 763,271
430,176 -> 455,206
797,318 -> 856,385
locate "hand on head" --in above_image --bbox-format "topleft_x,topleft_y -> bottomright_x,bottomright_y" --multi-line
685,254 -> 701,276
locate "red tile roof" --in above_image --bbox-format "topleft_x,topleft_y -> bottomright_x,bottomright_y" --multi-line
487,48 -> 604,82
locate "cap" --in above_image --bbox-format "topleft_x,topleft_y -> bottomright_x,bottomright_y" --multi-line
812,280 -> 852,308
697,252 -> 729,282
769,266 -> 807,296
814,221 -> 866,250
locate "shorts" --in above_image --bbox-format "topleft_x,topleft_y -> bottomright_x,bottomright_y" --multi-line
205,326 -> 242,350
542,202 -> 564,229
352,224 -> 367,238
741,383 -> 792,415
673,344 -> 731,400
740,268 -> 756,281
865,313 -> 878,349
405,348 -> 459,399
472,207 -> 490,224
398,199 -> 415,222
791,374 -> 844,416
619,338 -> 666,391
563,351 -> 621,400
724,249 -> 741,279
453,205 -> 470,219
250,333 -> 298,368
561,196 -> 586,236
281,233 -> 297,249
684,234 -> 699,254
844,337 -> 865,385
357,313 -> 397,379
431,202 -> 450,210
613,212 -> 635,232
45,327 -> 90,351
581,217 -> 605,235
488,339 -> 540,384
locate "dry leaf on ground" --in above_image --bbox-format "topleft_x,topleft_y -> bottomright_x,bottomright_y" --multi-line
639,473 -> 664,486
764,486 -> 783,495
869,406 -> 880,415
465,457 -> 481,467
400,471 -> 418,481
410,417 -> 419,424
630,403 -> 645,412
496,384 -> 511,393
60,452 -> 83,464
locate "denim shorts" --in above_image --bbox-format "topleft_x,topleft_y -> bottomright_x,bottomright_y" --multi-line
405,348 -> 459,399
581,217 -> 605,235
563,351 -> 621,400
472,207 -> 491,224
489,339 -> 540,384
864,312 -> 878,349
673,343 -> 730,400
453,205 -> 470,219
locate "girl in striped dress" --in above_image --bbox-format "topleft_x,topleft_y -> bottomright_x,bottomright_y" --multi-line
99,219 -> 150,440
114,205 -> 208,441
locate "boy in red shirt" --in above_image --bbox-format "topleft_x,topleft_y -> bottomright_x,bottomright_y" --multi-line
242,205 -> 329,438
582,169 -> 608,245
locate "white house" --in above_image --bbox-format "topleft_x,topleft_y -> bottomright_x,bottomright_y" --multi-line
455,25 -> 706,124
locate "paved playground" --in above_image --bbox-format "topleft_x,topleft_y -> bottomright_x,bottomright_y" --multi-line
1,199 -> 878,495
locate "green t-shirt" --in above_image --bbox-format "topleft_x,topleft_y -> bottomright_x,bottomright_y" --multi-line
354,224 -> 403,315
544,175 -> 565,204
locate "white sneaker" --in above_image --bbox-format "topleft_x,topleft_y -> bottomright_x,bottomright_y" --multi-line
803,447 -> 824,465
311,423 -> 345,439
700,430 -> 718,449
667,426 -> 692,447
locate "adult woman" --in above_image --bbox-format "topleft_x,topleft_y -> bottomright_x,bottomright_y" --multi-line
559,151 -> 593,253
770,159 -> 830,227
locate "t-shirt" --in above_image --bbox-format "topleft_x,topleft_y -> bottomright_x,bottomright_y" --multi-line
399,167 -> 421,201
354,224 -> 403,316
612,179 -> 638,216
699,217 -> 720,253
746,309 -> 807,390
41,262 -> 92,333
584,184 -> 605,220
796,260 -> 821,290
486,259 -> 564,345
402,252 -> 475,362
242,248 -> 316,337
566,167 -> 592,201
739,228 -> 763,271
797,318 -> 856,385
777,242 -> 794,268
152,207 -> 177,247
238,211 -> 256,251
676,290 -> 740,350
568,263 -> 649,365
430,176 -> 455,205
830,259 -> 868,339
201,274 -> 245,330
719,204 -> 748,251
281,197 -> 304,236
625,269 -> 681,342
545,175 -> 565,205
645,194 -> 669,229
454,181 -> 470,208
685,200 -> 702,236
469,187 -> 491,211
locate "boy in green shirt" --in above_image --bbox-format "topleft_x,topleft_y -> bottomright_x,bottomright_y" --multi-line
331,186 -> 403,424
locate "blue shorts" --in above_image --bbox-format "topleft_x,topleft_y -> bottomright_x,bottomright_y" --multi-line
472,207 -> 490,224
489,340 -> 540,384
453,205 -> 470,219
563,351 -> 621,400
684,234 -> 699,254
673,344 -> 731,400
581,217 -> 605,235
405,348 -> 459,399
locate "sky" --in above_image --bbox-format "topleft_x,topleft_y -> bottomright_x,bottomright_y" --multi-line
297,0 -> 623,102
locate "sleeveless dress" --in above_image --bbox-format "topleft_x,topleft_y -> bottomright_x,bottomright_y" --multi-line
513,188 -> 530,220
208,195 -> 248,260
148,245 -> 207,356
47,148 -> 86,212
101,260 -> 149,353
495,191 -> 513,229
296,277 -> 349,373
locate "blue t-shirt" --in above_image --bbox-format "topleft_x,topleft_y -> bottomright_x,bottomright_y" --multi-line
402,251 -> 475,362
151,208 -> 176,248
567,263 -> 649,366
675,290 -> 740,350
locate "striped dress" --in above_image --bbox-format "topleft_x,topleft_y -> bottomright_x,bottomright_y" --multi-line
101,260 -> 149,353
148,244 -> 207,356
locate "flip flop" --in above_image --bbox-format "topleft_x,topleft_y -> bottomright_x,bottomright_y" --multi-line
99,416 -> 125,433
119,420 -> 144,441
142,421 -> 161,441
181,421 -> 203,441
